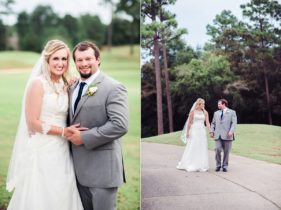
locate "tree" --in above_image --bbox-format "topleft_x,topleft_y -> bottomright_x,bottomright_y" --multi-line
206,0 -> 281,125
61,14 -> 79,47
16,12 -> 31,50
78,14 -> 106,46
240,0 -> 281,124
141,61 -> 157,137
0,19 -> 6,49
171,53 -> 235,130
158,2 -> 187,132
21,5 -> 60,51
101,0 -> 116,52
206,10 -> 242,51
0,0 -> 14,50
116,0 -> 140,54
0,0 -> 14,15
142,0 -> 164,134
111,17 -> 132,45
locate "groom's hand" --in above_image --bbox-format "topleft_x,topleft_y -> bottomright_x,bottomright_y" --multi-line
67,128 -> 83,145
64,123 -> 82,138
227,132 -> 233,138
64,124 -> 88,145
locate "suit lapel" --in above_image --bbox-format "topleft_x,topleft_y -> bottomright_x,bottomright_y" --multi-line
69,81 -> 79,123
72,72 -> 105,121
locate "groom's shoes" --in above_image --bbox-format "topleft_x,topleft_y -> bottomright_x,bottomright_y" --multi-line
215,166 -> 221,172
222,168 -> 227,172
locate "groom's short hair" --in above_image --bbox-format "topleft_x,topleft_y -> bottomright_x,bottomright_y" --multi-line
72,41 -> 101,65
218,99 -> 228,106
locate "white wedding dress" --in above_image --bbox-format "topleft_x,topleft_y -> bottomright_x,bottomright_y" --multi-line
7,76 -> 84,210
177,111 -> 209,172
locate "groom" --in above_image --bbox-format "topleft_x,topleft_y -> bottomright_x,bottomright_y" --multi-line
210,99 -> 237,172
65,41 -> 128,210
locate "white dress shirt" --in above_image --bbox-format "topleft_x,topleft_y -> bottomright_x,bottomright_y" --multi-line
72,69 -> 100,115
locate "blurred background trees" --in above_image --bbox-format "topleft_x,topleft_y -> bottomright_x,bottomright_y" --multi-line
0,0 -> 140,51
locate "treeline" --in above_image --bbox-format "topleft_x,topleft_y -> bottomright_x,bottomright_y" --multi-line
141,0 -> 281,137
0,0 -> 140,51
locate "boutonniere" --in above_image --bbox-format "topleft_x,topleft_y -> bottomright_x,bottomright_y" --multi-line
84,82 -> 100,96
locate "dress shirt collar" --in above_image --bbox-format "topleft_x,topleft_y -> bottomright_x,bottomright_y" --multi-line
78,68 -> 100,86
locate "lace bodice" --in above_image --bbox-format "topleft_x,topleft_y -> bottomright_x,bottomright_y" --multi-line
192,111 -> 205,126
38,76 -> 68,127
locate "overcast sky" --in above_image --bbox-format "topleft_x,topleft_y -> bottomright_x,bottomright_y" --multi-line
168,0 -> 256,48
2,0 -> 120,25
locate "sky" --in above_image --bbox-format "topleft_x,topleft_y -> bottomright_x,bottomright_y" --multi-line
2,0 -> 120,25
169,0 -> 252,48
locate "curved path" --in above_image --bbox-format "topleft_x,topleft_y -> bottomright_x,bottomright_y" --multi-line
141,142 -> 281,210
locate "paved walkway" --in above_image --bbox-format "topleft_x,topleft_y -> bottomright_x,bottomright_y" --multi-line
141,142 -> 281,210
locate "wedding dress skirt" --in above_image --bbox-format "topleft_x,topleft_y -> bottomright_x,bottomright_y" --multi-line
177,111 -> 209,172
7,77 -> 83,210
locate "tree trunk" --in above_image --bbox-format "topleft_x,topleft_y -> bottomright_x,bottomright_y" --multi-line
150,0 -> 163,134
130,22 -> 134,55
259,21 -> 272,125
107,4 -> 113,52
263,67 -> 272,124
107,22 -> 112,52
153,34 -> 164,134
162,42 -> 174,132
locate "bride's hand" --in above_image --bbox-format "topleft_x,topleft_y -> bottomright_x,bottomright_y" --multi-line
64,123 -> 89,138
68,76 -> 78,86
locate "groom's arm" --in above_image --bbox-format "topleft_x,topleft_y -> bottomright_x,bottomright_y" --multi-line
81,83 -> 129,150
229,110 -> 237,133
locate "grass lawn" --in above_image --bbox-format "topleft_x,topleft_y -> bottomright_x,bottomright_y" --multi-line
142,124 -> 281,165
0,46 -> 140,210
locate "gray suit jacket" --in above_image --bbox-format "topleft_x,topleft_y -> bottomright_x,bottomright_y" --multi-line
69,72 -> 129,188
210,108 -> 237,140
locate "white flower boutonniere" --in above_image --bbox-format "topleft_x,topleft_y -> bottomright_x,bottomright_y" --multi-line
84,84 -> 98,96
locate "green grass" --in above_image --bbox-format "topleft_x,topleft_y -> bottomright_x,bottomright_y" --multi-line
0,51 -> 40,69
142,124 -> 281,165
0,46 -> 140,210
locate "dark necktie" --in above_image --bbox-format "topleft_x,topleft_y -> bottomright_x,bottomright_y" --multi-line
74,82 -> 86,113
220,110 -> 224,120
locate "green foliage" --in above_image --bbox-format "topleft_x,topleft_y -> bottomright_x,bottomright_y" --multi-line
111,18 -> 133,45
169,52 -> 235,130
116,0 -> 140,46
205,0 -> 281,125
61,14 -> 79,46
0,19 -> 6,50
77,14 -> 106,47
0,0 -> 14,15
206,10 -> 240,45
0,3 -> 139,52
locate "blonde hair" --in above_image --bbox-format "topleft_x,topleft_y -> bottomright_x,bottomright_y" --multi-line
195,98 -> 205,111
42,40 -> 70,86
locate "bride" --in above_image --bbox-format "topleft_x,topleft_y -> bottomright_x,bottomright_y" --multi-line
6,40 -> 85,210
176,98 -> 210,172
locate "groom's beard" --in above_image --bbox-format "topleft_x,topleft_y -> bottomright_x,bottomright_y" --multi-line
79,72 -> 92,79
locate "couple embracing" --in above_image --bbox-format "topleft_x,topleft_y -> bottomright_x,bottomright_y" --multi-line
6,40 -> 129,210
177,98 -> 237,172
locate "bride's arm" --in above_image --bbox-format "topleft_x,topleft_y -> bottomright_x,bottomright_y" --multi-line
205,111 -> 211,132
186,111 -> 194,134
25,79 -> 64,136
